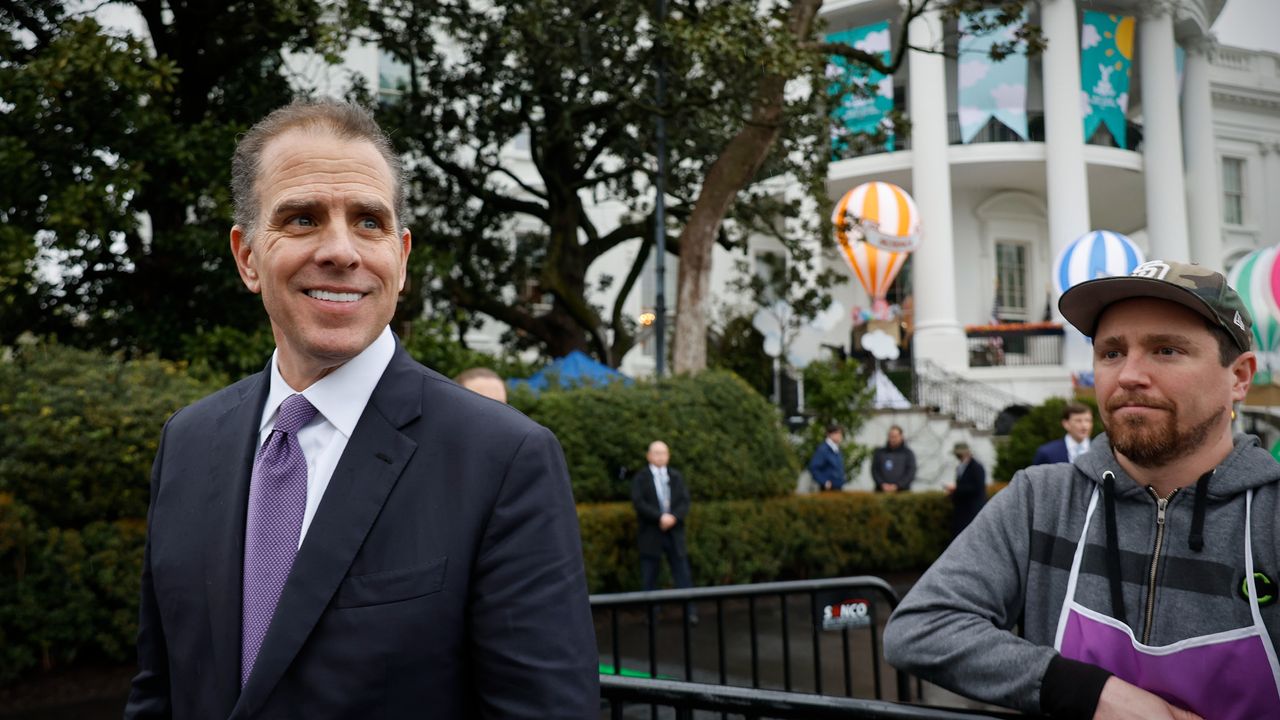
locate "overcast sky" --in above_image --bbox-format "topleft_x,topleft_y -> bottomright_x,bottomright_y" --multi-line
1212,0 -> 1280,53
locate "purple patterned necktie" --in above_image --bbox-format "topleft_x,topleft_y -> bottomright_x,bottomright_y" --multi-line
241,393 -> 317,687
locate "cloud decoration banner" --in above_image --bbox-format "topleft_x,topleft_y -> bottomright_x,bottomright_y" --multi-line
957,9 -> 1029,143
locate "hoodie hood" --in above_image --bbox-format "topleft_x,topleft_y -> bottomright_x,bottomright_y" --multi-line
1074,431 -> 1280,499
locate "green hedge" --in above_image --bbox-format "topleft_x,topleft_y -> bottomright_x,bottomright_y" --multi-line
579,491 -> 953,593
513,370 -> 798,503
0,341 -> 219,527
0,494 -> 145,683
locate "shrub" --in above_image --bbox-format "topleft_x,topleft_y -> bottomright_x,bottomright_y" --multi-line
0,493 -> 146,683
0,342 -> 220,527
577,490 -> 955,593
514,370 -> 798,503
994,396 -> 1102,481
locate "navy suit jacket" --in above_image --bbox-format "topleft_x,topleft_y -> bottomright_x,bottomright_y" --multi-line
1031,437 -> 1070,466
630,467 -> 690,557
807,442 -> 845,490
125,345 -> 598,719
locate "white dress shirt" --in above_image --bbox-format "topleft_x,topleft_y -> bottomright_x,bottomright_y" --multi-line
649,464 -> 671,513
255,326 -> 395,546
1066,436 -> 1090,463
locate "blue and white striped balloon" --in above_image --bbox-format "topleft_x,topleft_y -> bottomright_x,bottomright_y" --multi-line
1052,230 -> 1145,297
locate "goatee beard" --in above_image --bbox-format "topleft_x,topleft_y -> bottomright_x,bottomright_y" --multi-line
1108,405 -> 1225,468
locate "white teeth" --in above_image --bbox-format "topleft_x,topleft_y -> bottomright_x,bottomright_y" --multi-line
307,290 -> 362,302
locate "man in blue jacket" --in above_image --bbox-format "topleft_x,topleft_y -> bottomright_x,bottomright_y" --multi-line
808,424 -> 846,491
1031,402 -> 1094,465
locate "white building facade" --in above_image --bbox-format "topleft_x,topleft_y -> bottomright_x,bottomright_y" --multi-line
805,0 -> 1280,409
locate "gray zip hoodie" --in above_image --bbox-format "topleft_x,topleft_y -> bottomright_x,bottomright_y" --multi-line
883,433 -> 1280,717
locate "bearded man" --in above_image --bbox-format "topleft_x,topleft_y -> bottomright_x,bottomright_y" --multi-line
884,261 -> 1280,720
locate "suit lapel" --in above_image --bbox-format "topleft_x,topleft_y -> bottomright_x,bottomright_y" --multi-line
232,348 -> 422,718
204,372 -> 270,713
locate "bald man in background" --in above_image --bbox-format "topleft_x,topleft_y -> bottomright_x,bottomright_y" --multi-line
455,367 -> 508,403
630,441 -> 694,597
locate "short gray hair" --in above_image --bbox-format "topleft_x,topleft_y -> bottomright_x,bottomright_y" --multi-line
230,98 -> 407,240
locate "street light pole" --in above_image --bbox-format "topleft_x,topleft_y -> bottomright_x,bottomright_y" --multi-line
653,0 -> 668,377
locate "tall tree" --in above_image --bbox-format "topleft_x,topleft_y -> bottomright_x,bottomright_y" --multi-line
0,1 -> 343,359
363,0 -> 836,366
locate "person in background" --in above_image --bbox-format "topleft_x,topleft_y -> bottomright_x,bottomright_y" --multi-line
944,442 -> 986,538
872,425 -> 916,492
455,366 -> 508,403
630,441 -> 694,598
1031,401 -> 1094,465
808,423 -> 846,491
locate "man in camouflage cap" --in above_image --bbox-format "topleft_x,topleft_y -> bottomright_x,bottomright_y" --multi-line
886,260 -> 1280,718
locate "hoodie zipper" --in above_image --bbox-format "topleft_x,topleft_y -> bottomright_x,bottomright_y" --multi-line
1142,486 -> 1178,644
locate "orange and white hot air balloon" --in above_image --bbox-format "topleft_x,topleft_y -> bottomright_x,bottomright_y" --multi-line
831,181 -> 921,317
832,181 -> 921,253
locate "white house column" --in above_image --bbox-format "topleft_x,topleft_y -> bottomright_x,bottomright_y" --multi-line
907,8 -> 967,371
1140,7 -> 1190,260
1041,0 -> 1092,370
1182,38 -> 1223,271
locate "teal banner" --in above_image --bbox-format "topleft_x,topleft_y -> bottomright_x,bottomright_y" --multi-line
957,9 -> 1029,143
827,22 -> 893,153
1080,11 -> 1134,148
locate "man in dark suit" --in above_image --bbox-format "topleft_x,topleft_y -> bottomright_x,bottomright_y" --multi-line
944,442 -> 986,538
630,440 -> 693,594
124,100 -> 597,719
807,423 -> 846,491
1030,401 -> 1094,466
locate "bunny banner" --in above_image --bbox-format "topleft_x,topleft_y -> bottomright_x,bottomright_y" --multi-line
1081,11 -> 1134,148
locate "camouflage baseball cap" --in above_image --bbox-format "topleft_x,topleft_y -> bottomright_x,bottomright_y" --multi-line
1058,260 -> 1253,352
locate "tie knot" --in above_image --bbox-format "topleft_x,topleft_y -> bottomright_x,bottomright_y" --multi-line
274,394 -> 317,435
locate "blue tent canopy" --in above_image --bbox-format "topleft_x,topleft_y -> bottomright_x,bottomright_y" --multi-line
508,351 -> 631,393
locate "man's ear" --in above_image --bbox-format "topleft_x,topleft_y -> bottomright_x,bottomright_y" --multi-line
1230,350 -> 1257,403
397,227 -> 412,292
230,226 -> 261,294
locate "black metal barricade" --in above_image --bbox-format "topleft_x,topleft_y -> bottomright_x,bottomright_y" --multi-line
591,577 -> 912,708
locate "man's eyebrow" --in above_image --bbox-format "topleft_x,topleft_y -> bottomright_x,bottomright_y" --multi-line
267,198 -> 394,221
349,198 -> 393,219
269,198 -> 324,219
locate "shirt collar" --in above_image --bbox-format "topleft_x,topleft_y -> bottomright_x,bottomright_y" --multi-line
260,326 -> 396,437
649,464 -> 667,478
826,438 -> 840,452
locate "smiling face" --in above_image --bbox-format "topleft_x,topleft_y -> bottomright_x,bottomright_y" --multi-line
230,128 -> 411,389
1093,297 -> 1253,471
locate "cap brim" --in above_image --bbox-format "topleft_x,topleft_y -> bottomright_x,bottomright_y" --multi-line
1058,276 -> 1224,338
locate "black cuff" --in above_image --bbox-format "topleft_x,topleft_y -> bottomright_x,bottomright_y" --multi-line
1039,655 -> 1112,719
